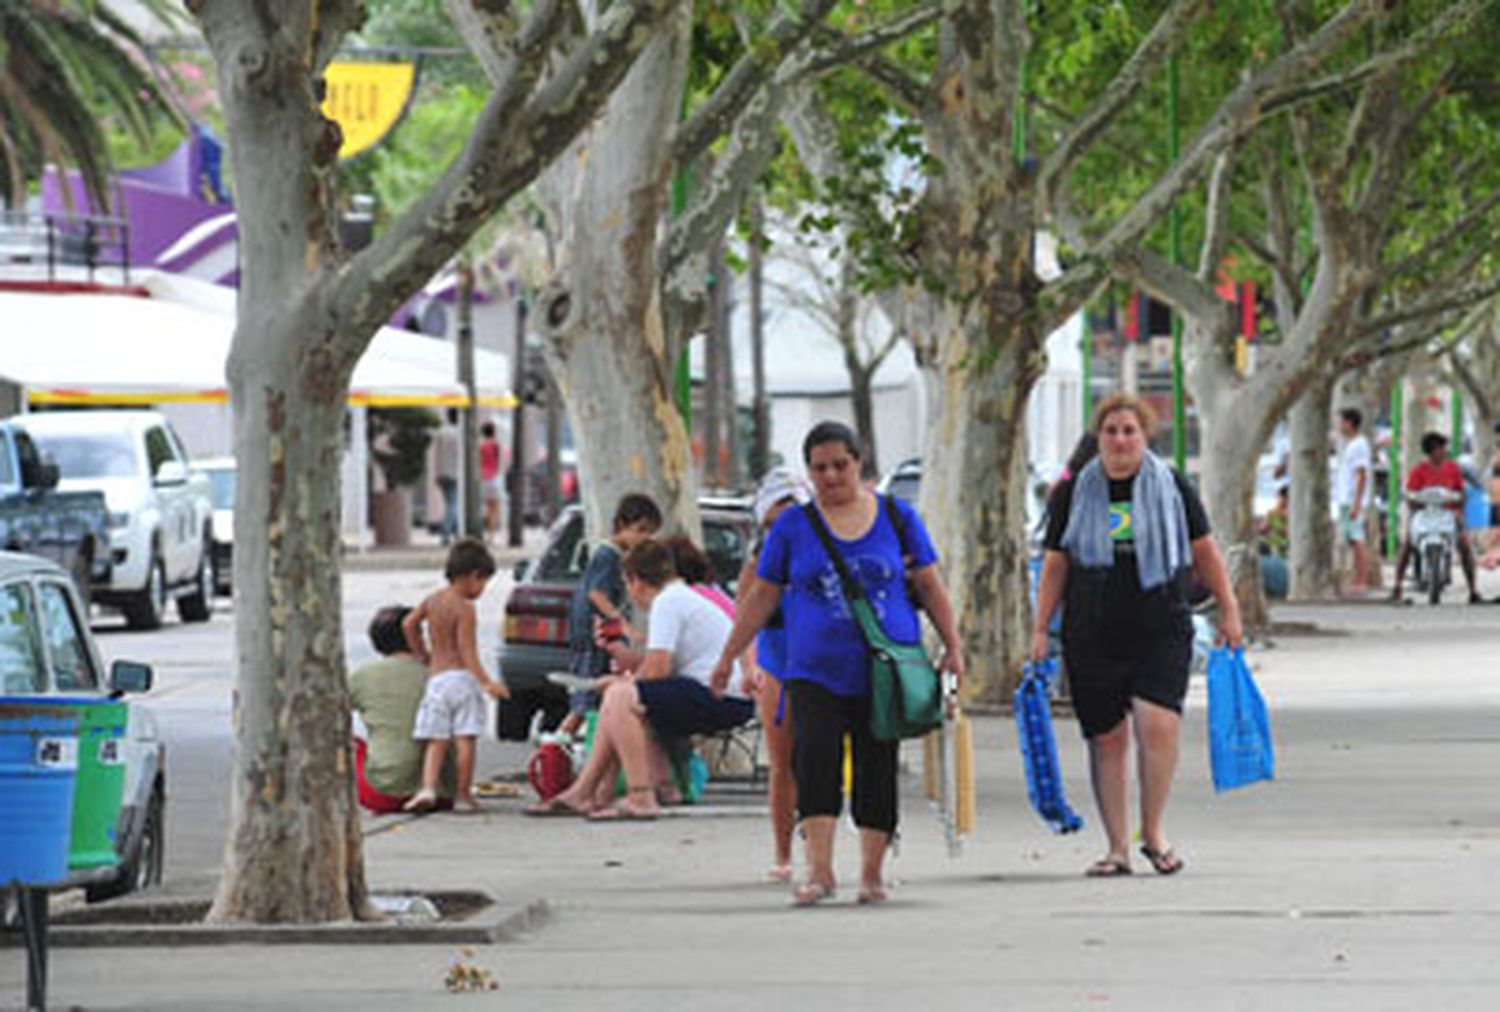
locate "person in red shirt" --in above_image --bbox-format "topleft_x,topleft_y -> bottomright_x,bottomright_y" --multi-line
1390,432 -> 1482,602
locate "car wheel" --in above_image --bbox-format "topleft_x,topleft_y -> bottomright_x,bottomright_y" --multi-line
178,544 -> 214,623
123,554 -> 168,630
86,785 -> 165,902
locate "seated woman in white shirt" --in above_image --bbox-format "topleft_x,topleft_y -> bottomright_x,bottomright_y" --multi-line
526,539 -> 752,820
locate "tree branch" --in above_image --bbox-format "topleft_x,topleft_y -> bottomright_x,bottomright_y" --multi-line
442,0 -> 524,86
1375,183 -> 1500,289
672,0 -> 837,167
1038,0 -> 1207,214
1197,144 -> 1238,281
849,50 -> 928,112
799,3 -> 942,77
990,0 -> 1029,133
331,0 -> 679,353
1085,0 -> 1382,269
1355,274 -> 1500,341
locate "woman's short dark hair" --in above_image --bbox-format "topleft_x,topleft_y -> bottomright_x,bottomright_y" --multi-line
368,605 -> 411,656
802,420 -> 862,465
481,421 -> 496,439
622,539 -> 676,587
1421,431 -> 1448,456
612,493 -> 663,532
662,534 -> 710,584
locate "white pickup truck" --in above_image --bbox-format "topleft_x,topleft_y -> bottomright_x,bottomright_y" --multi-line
13,410 -> 214,629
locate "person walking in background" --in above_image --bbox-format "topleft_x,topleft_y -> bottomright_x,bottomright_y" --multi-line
434,408 -> 462,545
1333,407 -> 1373,595
736,468 -> 810,884
711,422 -> 963,907
401,539 -> 507,813
479,420 -> 506,542
1032,393 -> 1243,878
348,606 -> 454,814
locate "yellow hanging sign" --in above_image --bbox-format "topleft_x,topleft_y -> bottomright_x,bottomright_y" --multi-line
321,62 -> 417,160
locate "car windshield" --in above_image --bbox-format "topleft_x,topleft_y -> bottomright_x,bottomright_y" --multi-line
0,582 -> 45,694
885,473 -> 921,504
204,468 -> 235,510
536,514 -> 587,581
33,433 -> 137,479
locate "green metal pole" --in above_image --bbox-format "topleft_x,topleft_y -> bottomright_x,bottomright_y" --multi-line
1451,389 -> 1464,450
1386,383 -> 1403,559
1168,56 -> 1186,473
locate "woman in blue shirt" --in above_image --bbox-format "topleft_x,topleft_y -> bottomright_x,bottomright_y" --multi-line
712,422 -> 963,906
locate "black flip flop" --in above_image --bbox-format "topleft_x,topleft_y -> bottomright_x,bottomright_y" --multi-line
1085,857 -> 1132,878
1140,845 -> 1184,875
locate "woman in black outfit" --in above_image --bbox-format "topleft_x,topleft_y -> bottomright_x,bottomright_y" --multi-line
1032,393 -> 1242,878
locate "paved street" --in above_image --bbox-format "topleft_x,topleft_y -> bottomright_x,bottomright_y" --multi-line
83,537 -> 538,892
5,563 -> 1499,1010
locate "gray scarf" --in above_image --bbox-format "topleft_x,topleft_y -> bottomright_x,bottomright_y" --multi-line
1059,452 -> 1190,590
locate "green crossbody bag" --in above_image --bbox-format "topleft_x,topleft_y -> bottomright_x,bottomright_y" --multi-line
805,501 -> 941,743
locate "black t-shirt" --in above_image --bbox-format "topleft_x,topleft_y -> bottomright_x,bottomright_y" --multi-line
1043,469 -> 1210,646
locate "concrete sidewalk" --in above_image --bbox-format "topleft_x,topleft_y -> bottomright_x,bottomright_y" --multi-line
6,597 -> 1500,1011
340,525 -> 546,572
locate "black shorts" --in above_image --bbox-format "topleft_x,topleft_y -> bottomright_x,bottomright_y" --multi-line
636,678 -> 753,746
1063,631 -> 1192,738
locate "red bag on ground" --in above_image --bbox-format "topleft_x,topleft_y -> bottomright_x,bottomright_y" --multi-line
527,740 -> 575,800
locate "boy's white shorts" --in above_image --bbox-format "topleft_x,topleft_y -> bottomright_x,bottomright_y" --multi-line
412,669 -> 486,739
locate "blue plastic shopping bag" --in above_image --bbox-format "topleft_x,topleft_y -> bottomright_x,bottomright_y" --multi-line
1014,659 -> 1083,834
1206,646 -> 1275,793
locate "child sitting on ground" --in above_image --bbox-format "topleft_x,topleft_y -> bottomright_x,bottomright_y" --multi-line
557,493 -> 663,738
402,538 -> 508,813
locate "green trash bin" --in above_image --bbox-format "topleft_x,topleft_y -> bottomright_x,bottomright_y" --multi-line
63,700 -> 128,870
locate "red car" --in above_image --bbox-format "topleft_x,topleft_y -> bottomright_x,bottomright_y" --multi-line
495,497 -> 754,739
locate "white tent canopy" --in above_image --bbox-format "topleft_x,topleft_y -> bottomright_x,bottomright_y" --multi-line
0,271 -> 511,408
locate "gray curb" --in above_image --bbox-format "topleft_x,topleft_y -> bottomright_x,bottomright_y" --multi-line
2,895 -> 548,949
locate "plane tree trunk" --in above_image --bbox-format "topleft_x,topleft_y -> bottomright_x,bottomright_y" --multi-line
1287,373 -> 1339,600
196,0 -> 678,922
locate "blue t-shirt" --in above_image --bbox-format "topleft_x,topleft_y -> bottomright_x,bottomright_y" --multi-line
569,541 -> 624,652
756,627 -> 788,678
757,497 -> 937,698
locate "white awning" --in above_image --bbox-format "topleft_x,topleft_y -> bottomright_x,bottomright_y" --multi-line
0,272 -> 513,409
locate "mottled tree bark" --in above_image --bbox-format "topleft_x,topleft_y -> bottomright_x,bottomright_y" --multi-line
197,0 -> 678,922
1287,373 -> 1339,600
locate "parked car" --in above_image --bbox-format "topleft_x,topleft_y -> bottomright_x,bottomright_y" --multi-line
876,457 -> 923,506
192,456 -> 235,596
14,411 -> 215,630
876,456 -> 1050,539
0,420 -> 111,604
495,497 -> 755,739
0,551 -> 165,901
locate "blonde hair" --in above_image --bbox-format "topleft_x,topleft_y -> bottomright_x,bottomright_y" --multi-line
1092,392 -> 1157,437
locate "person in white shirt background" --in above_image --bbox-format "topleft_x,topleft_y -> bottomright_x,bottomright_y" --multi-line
1333,407 -> 1373,595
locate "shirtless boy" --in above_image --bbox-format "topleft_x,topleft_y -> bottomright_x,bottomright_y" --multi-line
402,538 -> 508,812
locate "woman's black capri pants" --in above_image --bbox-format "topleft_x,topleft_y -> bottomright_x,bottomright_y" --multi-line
785,680 -> 898,834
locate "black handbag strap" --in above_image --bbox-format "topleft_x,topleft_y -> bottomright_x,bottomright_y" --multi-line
803,502 -> 865,602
